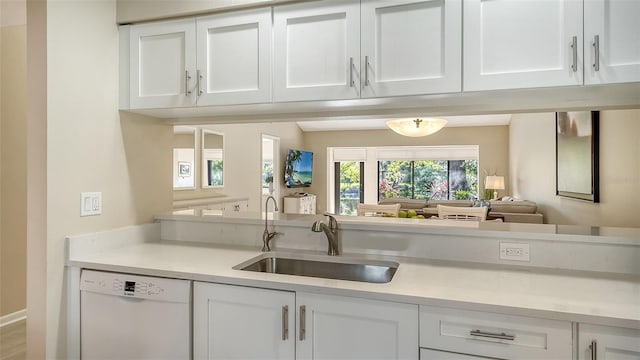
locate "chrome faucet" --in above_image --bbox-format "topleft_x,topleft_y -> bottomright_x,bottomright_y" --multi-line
262,196 -> 279,252
311,213 -> 340,256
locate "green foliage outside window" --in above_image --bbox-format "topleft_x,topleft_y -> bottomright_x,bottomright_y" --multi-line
378,160 -> 478,201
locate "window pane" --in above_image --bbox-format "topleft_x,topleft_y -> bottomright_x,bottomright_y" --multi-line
414,160 -> 448,200
378,160 -> 413,200
207,160 -> 224,186
338,162 -> 362,215
450,160 -> 478,200
378,159 -> 478,200
262,161 -> 273,195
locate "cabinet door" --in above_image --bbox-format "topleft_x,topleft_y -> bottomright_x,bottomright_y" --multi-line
296,292 -> 419,360
579,324 -> 640,360
584,0 -> 640,85
196,8 -> 272,106
361,0 -> 462,98
130,18 -> 197,109
463,0 -> 583,91
273,0 -> 361,102
194,282 -> 295,360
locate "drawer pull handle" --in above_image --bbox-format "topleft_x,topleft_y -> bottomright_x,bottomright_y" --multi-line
469,330 -> 515,341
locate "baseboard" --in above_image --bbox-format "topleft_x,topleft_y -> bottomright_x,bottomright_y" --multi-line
0,309 -> 27,327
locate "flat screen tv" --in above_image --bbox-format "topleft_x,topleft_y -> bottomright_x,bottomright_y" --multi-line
284,149 -> 313,188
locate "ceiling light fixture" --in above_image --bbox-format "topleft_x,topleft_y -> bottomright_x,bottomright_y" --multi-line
386,118 -> 447,137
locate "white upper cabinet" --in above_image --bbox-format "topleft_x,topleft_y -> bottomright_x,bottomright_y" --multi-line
129,18 -> 197,109
197,8 -> 272,106
296,292 -> 419,360
463,0 -> 583,91
584,0 -> 640,85
273,0 -> 361,102
360,0 -> 462,98
126,8 -> 271,109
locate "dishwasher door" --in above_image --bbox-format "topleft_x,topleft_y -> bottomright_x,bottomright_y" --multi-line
80,270 -> 191,360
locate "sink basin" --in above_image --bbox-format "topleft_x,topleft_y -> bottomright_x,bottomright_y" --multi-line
234,253 -> 398,284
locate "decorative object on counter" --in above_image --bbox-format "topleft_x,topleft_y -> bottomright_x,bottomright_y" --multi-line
386,118 -> 447,137
485,175 -> 505,200
556,111 -> 600,202
262,196 -> 279,252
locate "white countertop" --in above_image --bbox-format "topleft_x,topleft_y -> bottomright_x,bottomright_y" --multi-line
68,240 -> 640,329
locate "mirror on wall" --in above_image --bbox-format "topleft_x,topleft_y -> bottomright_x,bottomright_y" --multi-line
202,129 -> 224,188
173,126 -> 197,190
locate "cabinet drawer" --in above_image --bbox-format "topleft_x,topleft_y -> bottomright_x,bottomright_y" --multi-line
420,305 -> 572,359
420,348 -> 497,359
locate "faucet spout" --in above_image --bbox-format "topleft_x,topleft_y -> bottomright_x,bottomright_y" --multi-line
311,213 -> 340,256
262,196 -> 279,252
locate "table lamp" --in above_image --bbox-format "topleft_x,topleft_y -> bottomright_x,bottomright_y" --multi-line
485,175 -> 505,200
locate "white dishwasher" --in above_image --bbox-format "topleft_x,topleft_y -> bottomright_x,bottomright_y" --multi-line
80,270 -> 191,360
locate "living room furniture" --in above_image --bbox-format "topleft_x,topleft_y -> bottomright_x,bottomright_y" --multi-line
379,198 -> 543,224
437,205 -> 487,221
356,203 -> 401,217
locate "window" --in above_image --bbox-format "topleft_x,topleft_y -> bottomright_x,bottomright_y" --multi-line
378,160 -> 478,201
328,146 -> 479,214
335,162 -> 364,215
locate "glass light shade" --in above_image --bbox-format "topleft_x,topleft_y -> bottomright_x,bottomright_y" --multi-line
485,175 -> 505,190
386,118 -> 447,137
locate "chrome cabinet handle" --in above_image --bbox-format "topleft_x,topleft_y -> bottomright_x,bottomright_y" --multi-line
589,340 -> 597,360
593,35 -> 600,71
282,306 -> 289,341
299,305 -> 306,341
349,57 -> 355,87
185,70 -> 192,96
469,329 -> 515,341
364,55 -> 370,86
571,36 -> 578,72
197,69 -> 203,96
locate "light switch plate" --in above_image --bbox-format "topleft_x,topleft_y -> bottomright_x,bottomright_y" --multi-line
499,242 -> 530,261
80,192 -> 102,216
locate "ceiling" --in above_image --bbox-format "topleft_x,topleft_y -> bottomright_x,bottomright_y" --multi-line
296,114 -> 512,132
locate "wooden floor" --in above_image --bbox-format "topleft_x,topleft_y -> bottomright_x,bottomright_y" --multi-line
0,320 -> 26,360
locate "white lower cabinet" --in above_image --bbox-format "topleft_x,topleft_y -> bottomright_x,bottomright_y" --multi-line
297,292 -> 419,360
419,305 -> 573,359
578,324 -> 640,360
194,282 -> 419,360
193,282 -> 296,360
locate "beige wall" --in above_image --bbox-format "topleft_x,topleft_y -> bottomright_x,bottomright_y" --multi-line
173,122 -> 304,211
509,110 -> 640,227
304,126 -> 509,213
44,1 -> 172,357
0,24 -> 27,317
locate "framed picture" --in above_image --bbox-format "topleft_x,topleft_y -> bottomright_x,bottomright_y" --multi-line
556,111 -> 599,202
178,161 -> 192,177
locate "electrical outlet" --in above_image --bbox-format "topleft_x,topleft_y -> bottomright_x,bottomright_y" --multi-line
81,192 -> 102,216
500,242 -> 530,262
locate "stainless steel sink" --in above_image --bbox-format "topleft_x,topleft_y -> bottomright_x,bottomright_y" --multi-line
234,253 -> 398,284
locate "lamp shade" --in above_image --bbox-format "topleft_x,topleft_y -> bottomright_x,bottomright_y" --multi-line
485,175 -> 505,190
386,118 -> 447,137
